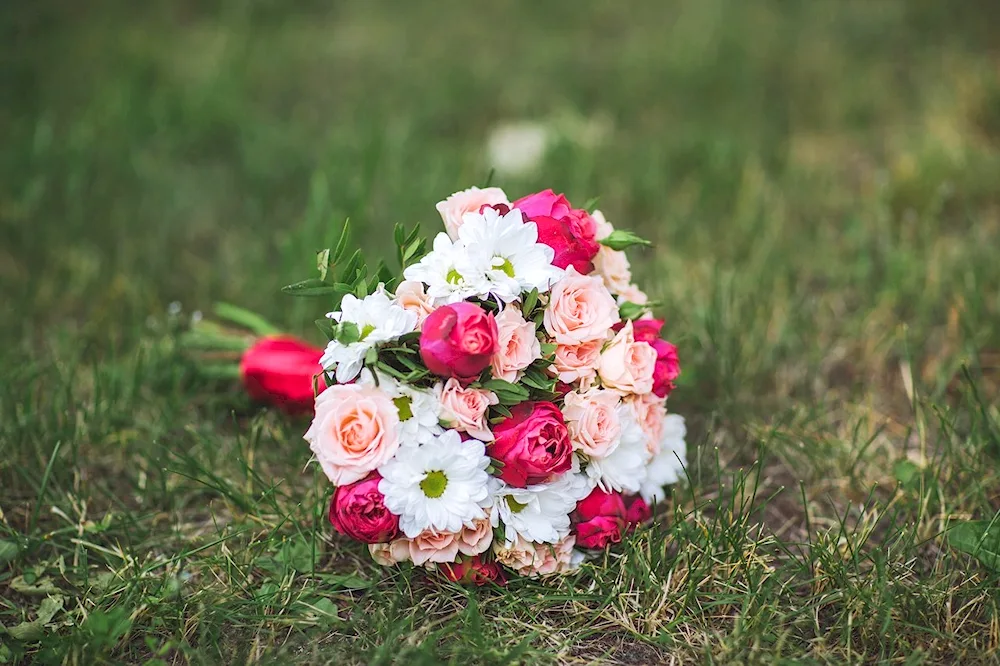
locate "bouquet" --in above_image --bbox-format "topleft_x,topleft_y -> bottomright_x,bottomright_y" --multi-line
295,187 -> 686,584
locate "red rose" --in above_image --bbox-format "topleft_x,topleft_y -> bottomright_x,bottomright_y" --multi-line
420,302 -> 498,383
624,495 -> 652,527
240,335 -> 325,413
514,190 -> 600,273
573,488 -> 627,549
440,556 -> 507,586
488,401 -> 574,487
328,472 -> 399,543
619,319 -> 680,398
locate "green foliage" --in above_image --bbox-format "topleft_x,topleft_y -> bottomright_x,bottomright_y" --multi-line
598,229 -> 651,251
947,516 -> 1000,571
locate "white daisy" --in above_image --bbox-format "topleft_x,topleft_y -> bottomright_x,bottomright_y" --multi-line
402,233 -> 484,304
491,469 -> 594,545
457,206 -> 564,303
586,405 -> 651,494
320,287 -> 418,383
357,370 -> 442,446
639,414 -> 687,503
378,430 -> 491,538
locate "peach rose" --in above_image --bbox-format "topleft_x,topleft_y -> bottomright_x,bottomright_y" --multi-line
408,529 -> 460,566
543,267 -> 619,345
628,393 -> 667,454
436,187 -> 509,239
394,280 -> 436,325
591,209 -> 614,241
494,535 -> 579,577
435,378 -> 498,441
593,246 -> 633,298
617,284 -> 649,305
597,321 -> 657,395
491,304 -> 541,382
369,539 -> 411,566
551,339 -> 604,387
457,516 -> 494,556
562,388 -> 622,458
305,384 -> 400,486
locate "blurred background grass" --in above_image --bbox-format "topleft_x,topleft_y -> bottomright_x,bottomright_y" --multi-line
3,1 -> 1000,663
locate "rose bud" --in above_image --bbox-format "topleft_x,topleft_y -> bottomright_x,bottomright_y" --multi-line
419,302 -> 499,383
440,555 -> 507,586
572,487 -> 627,549
623,495 -> 652,527
514,190 -> 600,274
626,319 -> 680,398
328,472 -> 400,544
488,401 -> 574,487
239,335 -> 325,413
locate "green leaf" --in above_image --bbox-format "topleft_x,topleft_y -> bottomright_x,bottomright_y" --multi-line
2,595 -> 64,642
281,278 -> 342,297
599,229 -> 652,251
521,288 -> 539,317
893,459 -> 921,488
619,301 -> 649,321
316,248 -> 332,280
332,218 -> 352,262
0,540 -> 18,567
332,321 -> 361,345
948,518 -> 1000,571
315,572 -> 373,590
583,196 -> 600,213
10,575 -> 60,596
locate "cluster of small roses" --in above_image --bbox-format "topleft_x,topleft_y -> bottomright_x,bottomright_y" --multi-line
304,188 -> 685,584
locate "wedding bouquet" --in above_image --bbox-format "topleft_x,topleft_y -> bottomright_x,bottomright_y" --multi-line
294,187 -> 686,584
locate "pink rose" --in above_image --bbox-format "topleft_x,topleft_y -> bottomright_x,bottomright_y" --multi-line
305,384 -> 400,486
572,487 -> 627,549
491,304 -> 541,383
624,495 -> 652,526
436,187 -> 509,239
597,321 -> 657,395
328,472 -> 399,544
628,393 -> 667,454
420,302 -> 499,383
592,246 -> 633,297
562,389 -> 622,458
543,267 -> 618,346
369,539 -> 411,566
488,401 -> 574,487
629,319 -> 681,398
457,516 -> 494,556
440,555 -> 506,586
550,339 -> 603,387
514,190 -> 600,273
394,280 -> 437,325
494,535 -> 579,577
408,529 -> 460,566
436,378 -> 498,441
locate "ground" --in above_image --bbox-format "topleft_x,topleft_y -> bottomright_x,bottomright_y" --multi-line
2,1 -> 1000,664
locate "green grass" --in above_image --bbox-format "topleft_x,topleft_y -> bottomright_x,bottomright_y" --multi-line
3,1 -> 1000,663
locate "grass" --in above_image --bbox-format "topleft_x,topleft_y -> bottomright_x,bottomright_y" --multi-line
2,0 -> 1000,663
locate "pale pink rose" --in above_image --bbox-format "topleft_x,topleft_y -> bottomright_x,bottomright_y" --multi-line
436,187 -> 509,239
491,304 -> 541,382
408,529 -> 460,566
394,280 -> 436,325
593,246 -> 633,298
494,536 -> 579,577
597,321 -> 657,395
543,267 -> 619,345
305,384 -> 400,486
435,378 -> 498,441
551,339 -> 604,387
369,539 -> 411,566
562,388 -> 622,458
457,516 -> 494,556
628,393 -> 667,454
617,284 -> 649,305
591,209 -> 614,241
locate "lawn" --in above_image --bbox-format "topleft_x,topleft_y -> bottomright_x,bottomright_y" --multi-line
3,1 -> 1000,663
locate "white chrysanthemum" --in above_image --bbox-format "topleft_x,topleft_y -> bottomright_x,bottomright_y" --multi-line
586,405 -> 651,494
378,430 -> 491,538
639,414 -> 687,503
357,370 -> 442,446
320,288 -> 417,383
457,206 -> 564,303
491,470 -> 594,545
402,233 -> 484,304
